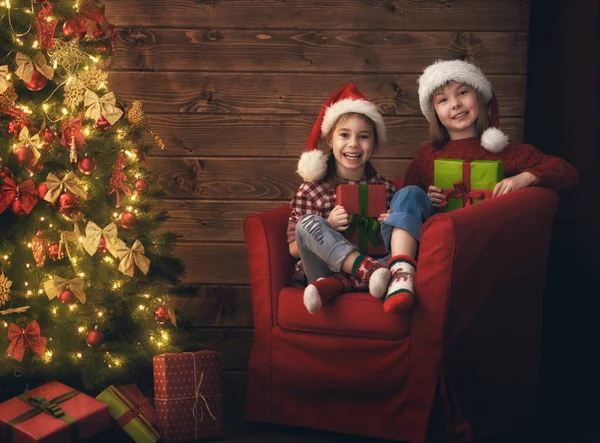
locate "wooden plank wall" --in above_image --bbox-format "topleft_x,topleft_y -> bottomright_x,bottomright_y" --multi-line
102,0 -> 530,421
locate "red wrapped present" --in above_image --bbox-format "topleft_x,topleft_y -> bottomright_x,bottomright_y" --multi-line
336,183 -> 387,256
0,381 -> 110,443
153,351 -> 222,442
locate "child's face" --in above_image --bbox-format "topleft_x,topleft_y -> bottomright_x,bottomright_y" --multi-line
433,82 -> 480,140
328,114 -> 375,180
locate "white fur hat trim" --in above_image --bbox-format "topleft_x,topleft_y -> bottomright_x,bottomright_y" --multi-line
297,150 -> 329,183
481,127 -> 509,153
418,59 -> 493,122
321,98 -> 386,145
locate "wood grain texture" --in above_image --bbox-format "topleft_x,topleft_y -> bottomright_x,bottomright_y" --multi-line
106,29 -> 528,74
102,0 -> 529,31
141,115 -> 524,158
174,242 -> 249,284
109,72 -> 526,117
156,200 -> 285,242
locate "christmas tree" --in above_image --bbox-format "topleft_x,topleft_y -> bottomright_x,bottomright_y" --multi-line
0,0 -> 191,391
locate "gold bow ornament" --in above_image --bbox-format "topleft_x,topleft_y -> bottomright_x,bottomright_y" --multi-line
0,65 -> 11,95
59,220 -> 85,259
83,221 -> 124,257
44,275 -> 86,304
14,127 -> 42,164
15,52 -> 54,83
84,89 -> 123,125
117,240 -> 150,277
43,171 -> 88,204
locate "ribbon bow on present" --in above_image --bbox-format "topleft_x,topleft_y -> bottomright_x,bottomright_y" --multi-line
117,240 -> 150,277
345,214 -> 382,253
0,178 -> 38,214
7,320 -> 47,362
83,221 -> 124,257
0,65 -> 11,94
43,171 -> 88,204
43,275 -> 86,304
15,127 -> 42,164
84,89 -> 123,125
441,181 -> 491,209
15,52 -> 54,83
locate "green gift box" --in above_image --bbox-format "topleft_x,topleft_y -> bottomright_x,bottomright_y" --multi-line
434,159 -> 503,212
96,385 -> 160,443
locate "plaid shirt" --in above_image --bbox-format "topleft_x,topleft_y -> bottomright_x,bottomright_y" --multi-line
287,172 -> 397,242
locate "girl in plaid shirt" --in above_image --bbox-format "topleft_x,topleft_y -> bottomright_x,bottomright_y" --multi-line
287,84 -> 397,314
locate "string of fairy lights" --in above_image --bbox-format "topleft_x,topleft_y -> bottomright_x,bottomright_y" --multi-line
0,0 -> 176,376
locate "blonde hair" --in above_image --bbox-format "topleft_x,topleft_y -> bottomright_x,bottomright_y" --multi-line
429,83 -> 491,149
322,113 -> 379,188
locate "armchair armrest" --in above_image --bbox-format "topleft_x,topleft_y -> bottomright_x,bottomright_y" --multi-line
244,205 -> 294,330
409,186 -> 559,439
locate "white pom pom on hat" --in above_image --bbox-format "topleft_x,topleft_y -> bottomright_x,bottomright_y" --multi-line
297,83 -> 386,182
417,59 -> 509,153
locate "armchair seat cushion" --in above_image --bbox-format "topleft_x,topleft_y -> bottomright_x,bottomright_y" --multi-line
277,287 -> 410,340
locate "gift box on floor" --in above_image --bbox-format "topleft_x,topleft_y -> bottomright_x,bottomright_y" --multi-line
96,384 -> 160,443
116,384 -> 157,426
336,184 -> 387,256
0,381 -> 110,443
153,351 -> 222,442
434,159 -> 503,212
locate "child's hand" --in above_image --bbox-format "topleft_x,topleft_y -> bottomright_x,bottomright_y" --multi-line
378,209 -> 390,223
492,172 -> 537,197
327,205 -> 350,231
427,185 -> 446,208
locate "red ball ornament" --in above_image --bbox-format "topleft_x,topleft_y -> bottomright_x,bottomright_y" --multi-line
153,305 -> 170,325
23,68 -> 47,91
59,191 -> 80,216
41,127 -> 58,149
10,199 -> 26,216
14,145 -> 33,165
97,235 -> 107,253
26,161 -> 44,174
86,328 -> 104,347
58,289 -> 77,306
37,182 -> 48,200
119,211 -> 137,229
134,179 -> 148,195
77,156 -> 96,175
63,14 -> 87,40
95,114 -> 113,131
48,242 -> 63,260
0,167 -> 13,180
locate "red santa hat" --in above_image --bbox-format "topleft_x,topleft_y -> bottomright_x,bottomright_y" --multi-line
297,83 -> 386,182
417,59 -> 509,153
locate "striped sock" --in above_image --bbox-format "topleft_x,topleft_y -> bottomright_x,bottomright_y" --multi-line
383,255 -> 416,313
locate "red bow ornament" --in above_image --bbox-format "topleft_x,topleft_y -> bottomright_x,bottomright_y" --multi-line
0,178 -> 39,215
442,181 -> 490,208
7,320 -> 47,362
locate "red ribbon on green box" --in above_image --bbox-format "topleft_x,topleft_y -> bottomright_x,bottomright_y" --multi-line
344,184 -> 382,253
434,159 -> 503,212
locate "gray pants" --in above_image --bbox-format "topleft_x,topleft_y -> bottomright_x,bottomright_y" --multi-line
295,214 -> 358,284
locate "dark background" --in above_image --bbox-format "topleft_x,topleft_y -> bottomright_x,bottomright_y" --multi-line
525,0 -> 599,439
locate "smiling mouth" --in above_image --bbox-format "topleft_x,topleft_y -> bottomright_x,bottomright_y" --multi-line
453,112 -> 468,119
343,153 -> 362,159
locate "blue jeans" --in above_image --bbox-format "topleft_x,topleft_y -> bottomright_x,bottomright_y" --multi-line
381,186 -> 434,253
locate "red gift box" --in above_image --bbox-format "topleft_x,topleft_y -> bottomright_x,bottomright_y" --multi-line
116,384 -> 157,426
153,351 -> 222,442
0,381 -> 110,443
336,184 -> 388,256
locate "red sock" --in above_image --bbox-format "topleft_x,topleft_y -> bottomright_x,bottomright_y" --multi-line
303,274 -> 353,314
351,254 -> 384,283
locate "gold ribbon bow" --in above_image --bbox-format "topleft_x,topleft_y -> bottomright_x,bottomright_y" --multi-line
43,171 -> 88,204
43,276 -> 86,304
0,65 -> 10,95
15,52 -> 54,83
117,240 -> 150,277
59,221 -> 85,259
83,89 -> 123,125
83,221 -> 124,257
15,127 -> 42,163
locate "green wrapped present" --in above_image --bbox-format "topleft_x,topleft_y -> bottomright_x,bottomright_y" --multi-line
434,159 -> 503,212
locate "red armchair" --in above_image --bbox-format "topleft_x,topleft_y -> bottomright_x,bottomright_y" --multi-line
243,185 -> 559,443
